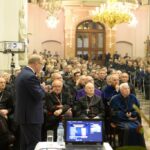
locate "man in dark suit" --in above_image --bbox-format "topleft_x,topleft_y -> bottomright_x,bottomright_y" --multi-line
113,51 -> 120,62
15,54 -> 45,150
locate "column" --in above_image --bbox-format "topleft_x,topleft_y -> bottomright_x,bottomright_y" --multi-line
18,0 -> 28,66
64,8 -> 76,58
0,0 -> 28,73
106,28 -> 116,55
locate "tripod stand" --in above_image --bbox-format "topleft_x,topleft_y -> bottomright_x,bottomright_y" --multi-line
10,52 -> 15,76
3,49 -> 16,77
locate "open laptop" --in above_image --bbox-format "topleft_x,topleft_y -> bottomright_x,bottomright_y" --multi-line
64,118 -> 104,150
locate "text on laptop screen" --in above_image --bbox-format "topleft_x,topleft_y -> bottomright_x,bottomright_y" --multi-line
65,120 -> 103,143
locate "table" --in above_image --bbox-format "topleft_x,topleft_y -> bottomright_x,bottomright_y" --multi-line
34,142 -> 113,150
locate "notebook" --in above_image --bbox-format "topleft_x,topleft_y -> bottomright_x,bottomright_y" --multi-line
64,119 -> 103,150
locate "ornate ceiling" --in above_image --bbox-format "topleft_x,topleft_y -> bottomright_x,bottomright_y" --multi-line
28,0 -> 141,7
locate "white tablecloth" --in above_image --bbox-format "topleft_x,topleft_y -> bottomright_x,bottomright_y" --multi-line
34,142 -> 113,150
34,142 -> 65,150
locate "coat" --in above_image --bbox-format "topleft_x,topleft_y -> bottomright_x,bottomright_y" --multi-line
15,67 -> 45,124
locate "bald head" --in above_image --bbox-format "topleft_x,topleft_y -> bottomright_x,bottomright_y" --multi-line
121,73 -> 129,83
28,54 -> 42,65
52,79 -> 63,94
28,54 -> 43,73
85,82 -> 95,96
110,74 -> 119,87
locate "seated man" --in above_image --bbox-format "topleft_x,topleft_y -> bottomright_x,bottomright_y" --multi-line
101,74 -> 120,141
76,82 -> 104,119
102,74 -> 120,107
0,77 -> 15,148
76,76 -> 102,101
95,69 -> 107,90
45,79 -> 72,141
120,72 -> 136,95
110,83 -> 145,147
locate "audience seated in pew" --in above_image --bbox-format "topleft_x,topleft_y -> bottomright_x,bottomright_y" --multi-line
45,79 -> 72,141
0,54 -> 149,149
76,76 -> 102,101
110,83 -> 146,147
0,77 -> 15,149
75,82 -> 104,119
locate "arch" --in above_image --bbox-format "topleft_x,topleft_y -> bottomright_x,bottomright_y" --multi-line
75,20 -> 106,63
116,41 -> 133,57
116,41 -> 133,45
41,40 -> 63,56
76,20 -> 105,30
42,40 -> 61,45
74,16 -> 92,29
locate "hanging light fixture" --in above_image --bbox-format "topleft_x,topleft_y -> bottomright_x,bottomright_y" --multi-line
92,0 -> 138,29
91,0 -> 139,49
39,0 -> 62,29
46,16 -> 59,28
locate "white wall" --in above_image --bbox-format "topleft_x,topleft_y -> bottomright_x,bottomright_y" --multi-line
0,0 -> 24,71
116,42 -> 133,57
116,5 -> 150,58
28,4 -> 65,56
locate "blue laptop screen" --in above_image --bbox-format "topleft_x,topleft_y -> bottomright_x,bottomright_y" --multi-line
65,120 -> 103,143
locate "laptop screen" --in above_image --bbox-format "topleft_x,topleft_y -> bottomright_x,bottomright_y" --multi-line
65,119 -> 103,144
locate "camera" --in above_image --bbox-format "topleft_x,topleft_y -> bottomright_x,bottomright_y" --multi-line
0,41 -> 25,53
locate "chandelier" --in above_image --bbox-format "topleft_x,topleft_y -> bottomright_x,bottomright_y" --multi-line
38,0 -> 62,28
92,0 -> 138,28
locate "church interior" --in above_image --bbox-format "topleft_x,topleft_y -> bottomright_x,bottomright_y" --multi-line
0,0 -> 150,150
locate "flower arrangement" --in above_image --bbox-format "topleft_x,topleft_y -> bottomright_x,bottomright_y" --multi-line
92,1 -> 135,28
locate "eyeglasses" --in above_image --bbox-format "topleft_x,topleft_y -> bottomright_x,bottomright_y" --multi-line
122,76 -> 128,78
55,77 -> 62,79
113,79 -> 119,81
52,85 -> 62,88
0,81 -> 6,83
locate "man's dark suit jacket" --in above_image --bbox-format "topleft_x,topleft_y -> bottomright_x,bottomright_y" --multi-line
15,67 -> 45,124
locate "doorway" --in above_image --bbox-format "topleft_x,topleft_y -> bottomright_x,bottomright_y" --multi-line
76,20 -> 105,63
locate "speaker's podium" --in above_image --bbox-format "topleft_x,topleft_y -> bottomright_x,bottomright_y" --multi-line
34,142 -> 112,150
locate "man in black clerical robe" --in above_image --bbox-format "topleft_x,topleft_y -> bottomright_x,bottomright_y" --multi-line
76,82 -> 104,119
45,79 -> 72,141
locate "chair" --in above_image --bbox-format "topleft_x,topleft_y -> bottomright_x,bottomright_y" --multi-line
0,133 -> 15,150
0,115 -> 15,150
108,122 -> 122,149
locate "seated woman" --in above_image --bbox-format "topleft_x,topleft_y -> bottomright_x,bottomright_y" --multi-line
45,79 -> 72,141
110,83 -> 145,147
76,82 -> 104,119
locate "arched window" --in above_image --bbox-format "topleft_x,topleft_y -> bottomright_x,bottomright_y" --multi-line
76,20 -> 105,63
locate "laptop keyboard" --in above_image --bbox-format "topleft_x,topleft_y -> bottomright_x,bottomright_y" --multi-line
66,145 -> 104,150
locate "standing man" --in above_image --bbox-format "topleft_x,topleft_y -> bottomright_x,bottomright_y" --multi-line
15,54 -> 45,150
